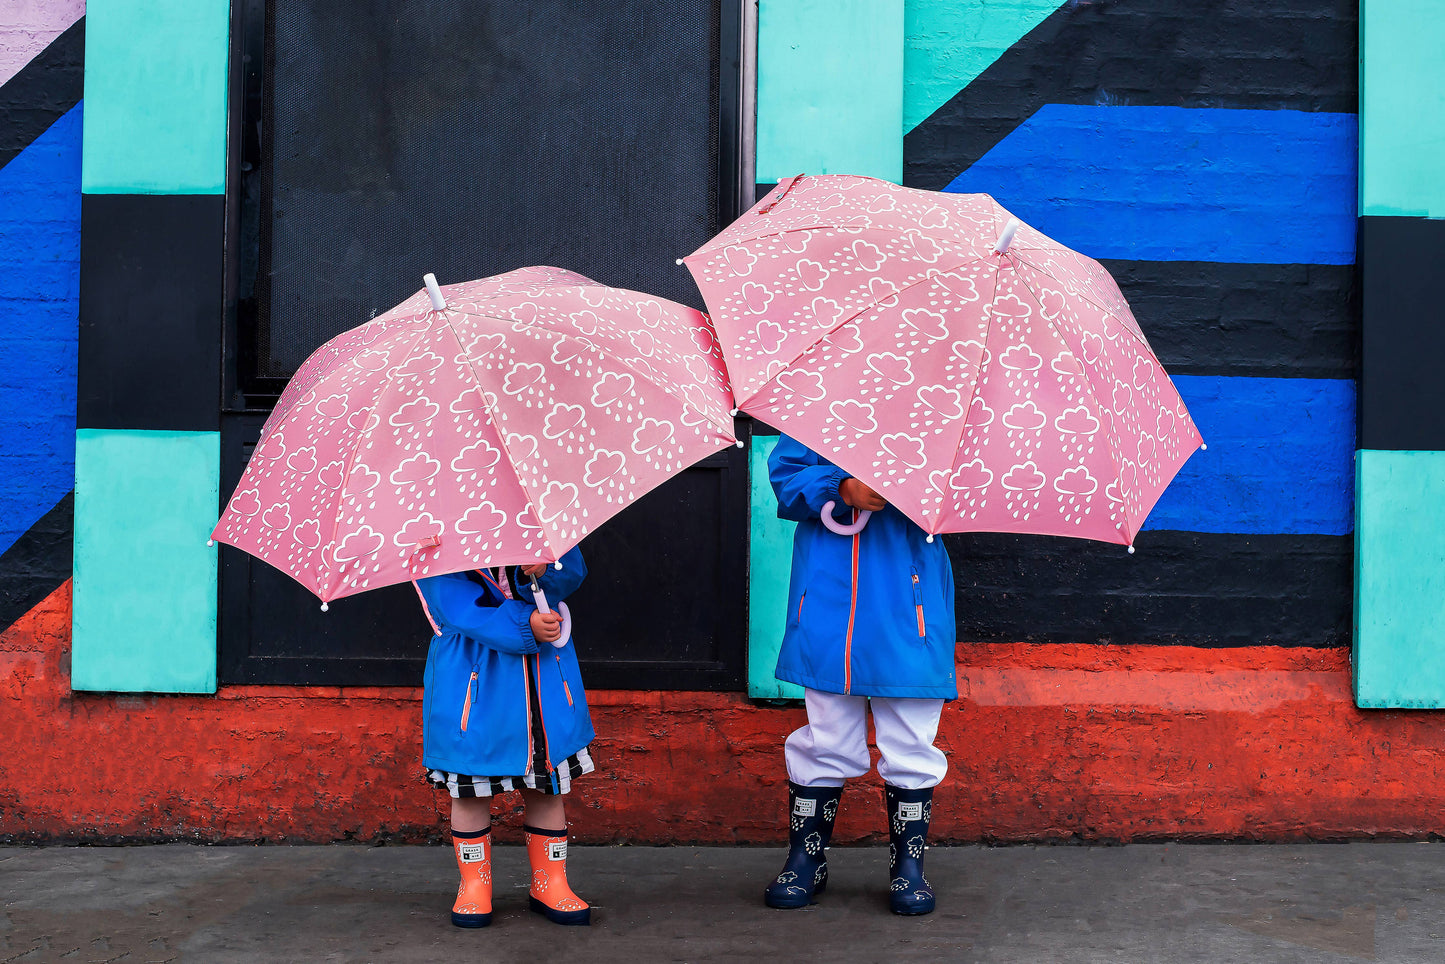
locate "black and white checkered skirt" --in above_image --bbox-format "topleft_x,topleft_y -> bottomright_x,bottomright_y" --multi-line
427,747 -> 595,798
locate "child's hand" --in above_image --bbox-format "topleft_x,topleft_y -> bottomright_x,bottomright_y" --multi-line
839,477 -> 887,511
519,563 -> 548,578
530,609 -> 563,645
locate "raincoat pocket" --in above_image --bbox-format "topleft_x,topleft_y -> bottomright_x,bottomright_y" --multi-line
552,653 -> 574,708
910,568 -> 926,639
459,669 -> 479,733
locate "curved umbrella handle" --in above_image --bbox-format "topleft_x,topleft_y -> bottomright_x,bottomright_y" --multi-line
819,501 -> 871,535
529,583 -> 573,649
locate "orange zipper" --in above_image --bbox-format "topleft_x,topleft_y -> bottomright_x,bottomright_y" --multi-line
912,571 -> 925,638
555,654 -> 573,706
843,512 -> 860,694
460,671 -> 477,732
797,592 -> 806,622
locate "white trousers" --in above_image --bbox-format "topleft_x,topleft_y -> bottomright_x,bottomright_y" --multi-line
784,688 -> 948,790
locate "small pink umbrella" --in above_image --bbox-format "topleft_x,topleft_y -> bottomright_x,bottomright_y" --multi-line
681,174 -> 1203,548
211,266 -> 738,609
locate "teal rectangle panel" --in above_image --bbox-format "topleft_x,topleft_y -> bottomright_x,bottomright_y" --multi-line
82,0 -> 230,194
1360,0 -> 1445,218
1354,449 -> 1445,707
757,0 -> 904,184
72,429 -> 219,693
748,435 -> 804,699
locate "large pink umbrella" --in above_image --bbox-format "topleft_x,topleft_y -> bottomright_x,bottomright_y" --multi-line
681,174 -> 1203,548
211,266 -> 738,605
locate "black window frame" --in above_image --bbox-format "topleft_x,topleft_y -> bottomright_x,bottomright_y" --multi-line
219,0 -> 756,690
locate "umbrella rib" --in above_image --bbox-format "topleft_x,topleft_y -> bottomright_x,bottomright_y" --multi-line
1009,250 -> 1158,361
926,266 -> 1002,535
1008,267 -> 1134,545
466,290 -> 736,441
436,316 -> 571,564
321,316 -> 441,598
741,249 -> 994,411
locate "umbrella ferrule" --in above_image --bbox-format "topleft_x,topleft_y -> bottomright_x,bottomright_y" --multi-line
423,273 -> 446,310
993,219 -> 1022,255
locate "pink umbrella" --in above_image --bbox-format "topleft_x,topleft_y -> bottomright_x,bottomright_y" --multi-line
211,266 -> 738,607
681,174 -> 1203,548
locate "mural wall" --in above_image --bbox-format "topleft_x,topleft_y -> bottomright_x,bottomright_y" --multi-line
0,3 -> 83,636
904,0 -> 1357,647
2,0 -> 1444,844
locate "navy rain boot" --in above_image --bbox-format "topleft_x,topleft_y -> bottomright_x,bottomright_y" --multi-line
885,784 -> 935,915
764,782 -> 842,909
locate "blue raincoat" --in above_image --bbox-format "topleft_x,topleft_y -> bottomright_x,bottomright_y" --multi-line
769,435 -> 958,700
416,547 -> 594,778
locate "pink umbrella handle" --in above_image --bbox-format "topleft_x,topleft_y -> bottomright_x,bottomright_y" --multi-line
529,584 -> 573,649
819,501 -> 871,535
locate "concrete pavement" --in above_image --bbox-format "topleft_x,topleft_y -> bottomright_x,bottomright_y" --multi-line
3,841 -> 1444,962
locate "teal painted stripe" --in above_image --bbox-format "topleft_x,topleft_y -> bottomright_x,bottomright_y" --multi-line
81,0 -> 230,194
1360,0 -> 1445,218
1353,449 -> 1445,708
757,0 -> 904,184
748,435 -> 804,699
72,429 -> 219,693
903,0 -> 1061,133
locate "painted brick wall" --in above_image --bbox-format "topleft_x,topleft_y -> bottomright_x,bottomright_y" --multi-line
903,0 -> 1359,648
0,4 -> 82,633
8,583 -> 1445,844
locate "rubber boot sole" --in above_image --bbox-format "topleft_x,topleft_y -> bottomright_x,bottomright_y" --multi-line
889,896 -> 935,916
764,877 -> 827,909
451,910 -> 493,928
529,895 -> 591,925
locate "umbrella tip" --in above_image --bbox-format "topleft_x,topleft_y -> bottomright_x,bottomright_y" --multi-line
926,534 -> 935,543
423,273 -> 446,310
735,439 -> 744,448
1127,545 -> 1136,555
675,258 -> 684,266
320,602 -> 330,612
206,538 -> 214,547
555,561 -> 563,571
730,408 -> 739,417
1200,442 -> 1208,451
993,218 -> 1022,255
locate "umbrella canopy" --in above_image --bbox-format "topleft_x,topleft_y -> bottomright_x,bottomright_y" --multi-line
682,174 -> 1202,546
212,266 -> 738,603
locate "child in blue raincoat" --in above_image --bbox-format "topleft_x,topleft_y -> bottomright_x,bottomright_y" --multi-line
763,435 -> 957,916
414,546 -> 593,928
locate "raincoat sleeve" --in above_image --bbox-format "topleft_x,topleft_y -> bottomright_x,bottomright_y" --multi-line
509,546 -> 587,605
417,572 -> 540,655
768,434 -> 850,523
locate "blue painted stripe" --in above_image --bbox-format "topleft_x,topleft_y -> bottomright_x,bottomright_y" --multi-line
0,104 -> 81,556
945,105 -> 1357,265
1144,375 -> 1355,535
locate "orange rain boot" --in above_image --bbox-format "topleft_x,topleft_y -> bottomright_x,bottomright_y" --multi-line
450,827 -> 493,928
525,825 -> 591,925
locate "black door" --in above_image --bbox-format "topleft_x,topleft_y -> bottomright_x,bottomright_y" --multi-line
221,0 -> 751,689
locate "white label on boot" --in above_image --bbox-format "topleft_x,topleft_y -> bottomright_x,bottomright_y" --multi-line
897,801 -> 923,821
793,798 -> 817,817
547,840 -> 568,861
459,842 -> 487,863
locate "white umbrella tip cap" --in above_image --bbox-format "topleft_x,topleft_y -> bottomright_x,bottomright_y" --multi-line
1200,442 -> 1208,451
555,561 -> 563,570
423,273 -> 446,310
320,602 -> 330,612
206,538 -> 214,547
1127,545 -> 1136,555
675,258 -> 685,265
993,218 -> 1023,255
